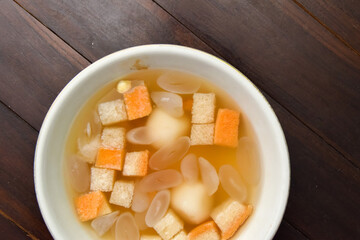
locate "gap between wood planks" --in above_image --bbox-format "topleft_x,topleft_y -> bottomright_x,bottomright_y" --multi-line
0,209 -> 39,240
292,0 -> 360,58
12,0 -> 358,170
150,0 -> 359,170
13,0 -> 93,66
7,1 -> 308,238
0,100 -> 38,134
6,0 -> 356,238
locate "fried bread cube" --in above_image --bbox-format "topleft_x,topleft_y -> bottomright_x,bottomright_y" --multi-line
190,124 -> 214,145
98,99 -> 127,125
210,199 -> 253,240
214,109 -> 240,148
90,167 -> 116,192
154,209 -> 184,240
109,180 -> 135,208
124,85 -> 152,120
188,221 -> 220,240
101,127 -> 126,149
123,150 -> 149,176
95,148 -> 125,171
75,191 -> 111,222
192,93 -> 215,124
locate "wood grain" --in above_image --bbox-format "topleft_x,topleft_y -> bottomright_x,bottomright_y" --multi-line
267,92 -> 360,239
1,0 -> 359,239
295,0 -> 360,54
153,0 -> 360,165
0,103 -> 52,239
2,0 -> 217,131
0,213 -> 32,240
15,0 -> 217,62
0,0 -> 89,130
274,221 -> 308,239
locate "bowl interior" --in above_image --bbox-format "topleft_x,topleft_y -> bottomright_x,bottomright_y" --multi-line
35,45 -> 289,240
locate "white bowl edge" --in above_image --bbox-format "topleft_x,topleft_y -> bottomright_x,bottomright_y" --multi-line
34,44 -> 290,240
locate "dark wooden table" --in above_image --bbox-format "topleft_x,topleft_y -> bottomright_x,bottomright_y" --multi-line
1,0 -> 359,239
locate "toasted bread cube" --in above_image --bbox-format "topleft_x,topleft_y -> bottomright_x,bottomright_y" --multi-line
98,99 -> 127,125
95,148 -> 125,171
141,235 -> 162,240
101,127 -> 126,149
123,150 -> 149,176
192,93 -> 216,124
210,199 -> 253,240
190,124 -> 214,145
124,85 -> 152,120
75,191 -> 111,222
171,230 -> 187,240
90,167 -> 116,192
154,209 -> 184,240
109,180 -> 135,208
214,109 -> 240,148
188,221 -> 220,240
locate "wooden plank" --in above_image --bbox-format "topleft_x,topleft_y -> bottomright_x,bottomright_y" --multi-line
0,104 -> 52,239
14,0 -> 217,62
274,221 -> 309,240
2,0 -> 216,131
0,0 -> 89,130
267,93 -> 360,239
152,0 -> 360,165
0,213 -> 32,240
295,0 -> 360,54
4,0 -> 359,238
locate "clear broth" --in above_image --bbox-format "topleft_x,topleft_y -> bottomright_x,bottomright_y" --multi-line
64,69 -> 261,239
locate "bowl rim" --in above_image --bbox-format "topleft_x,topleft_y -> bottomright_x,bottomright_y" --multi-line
34,44 -> 290,240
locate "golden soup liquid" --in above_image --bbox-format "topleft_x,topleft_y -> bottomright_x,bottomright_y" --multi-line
64,69 -> 261,239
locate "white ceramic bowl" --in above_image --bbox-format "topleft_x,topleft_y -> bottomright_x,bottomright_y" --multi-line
35,45 -> 289,240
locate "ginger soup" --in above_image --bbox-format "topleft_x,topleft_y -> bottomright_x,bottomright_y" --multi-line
64,69 -> 261,240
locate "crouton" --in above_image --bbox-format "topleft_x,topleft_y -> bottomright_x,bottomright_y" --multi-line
109,180 -> 135,208
171,230 -> 187,240
190,124 -> 214,145
124,85 -> 152,120
192,93 -> 216,124
95,148 -> 124,171
154,209 -> 184,240
188,221 -> 220,240
141,235 -> 162,240
90,167 -> 116,192
101,127 -> 126,149
98,99 -> 127,125
210,199 -> 253,240
214,109 -> 240,148
123,150 -> 149,176
75,191 -> 111,222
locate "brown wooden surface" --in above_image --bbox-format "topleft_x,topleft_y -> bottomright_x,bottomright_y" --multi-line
296,0 -> 360,53
154,0 -> 360,165
0,102 -> 52,239
0,213 -> 31,240
1,0 -> 359,239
